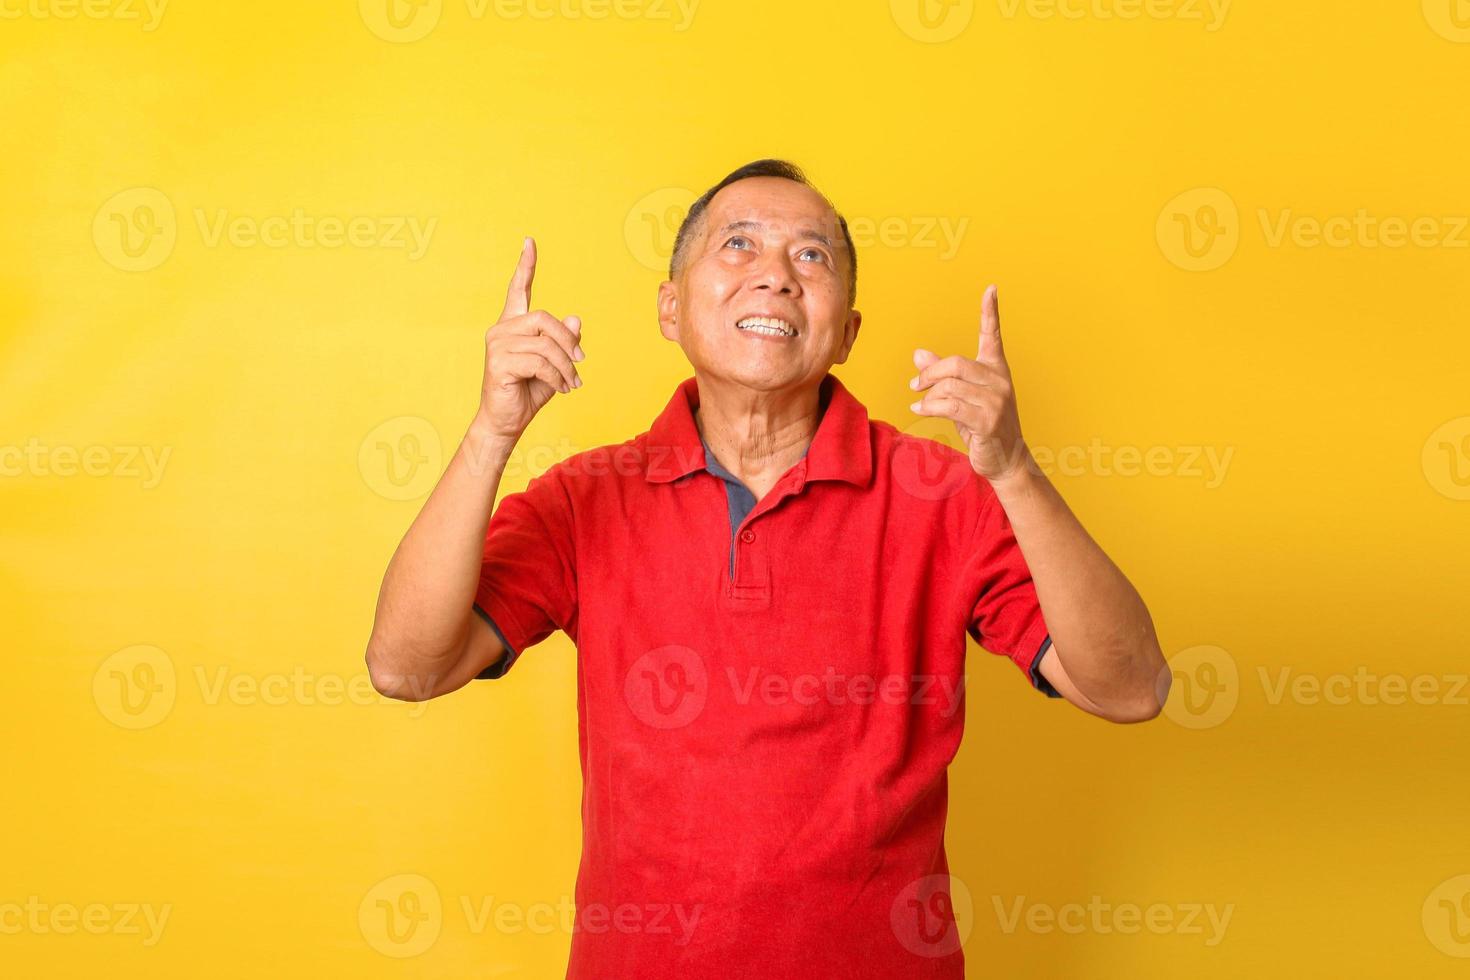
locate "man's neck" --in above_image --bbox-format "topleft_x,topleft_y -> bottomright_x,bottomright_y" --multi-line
692,375 -> 826,498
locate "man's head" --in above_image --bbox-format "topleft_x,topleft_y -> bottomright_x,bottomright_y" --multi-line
657,159 -> 862,394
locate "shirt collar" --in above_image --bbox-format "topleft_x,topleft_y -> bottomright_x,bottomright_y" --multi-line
644,373 -> 873,488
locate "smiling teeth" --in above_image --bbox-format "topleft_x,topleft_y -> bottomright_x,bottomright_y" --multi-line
737,317 -> 795,336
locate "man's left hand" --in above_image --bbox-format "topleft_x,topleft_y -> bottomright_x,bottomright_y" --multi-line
908,284 -> 1031,482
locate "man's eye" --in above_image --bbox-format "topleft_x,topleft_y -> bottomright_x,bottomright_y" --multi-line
798,248 -> 826,262
725,236 -> 752,250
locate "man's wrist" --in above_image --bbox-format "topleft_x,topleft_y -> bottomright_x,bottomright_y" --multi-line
460,415 -> 519,478
986,446 -> 1046,503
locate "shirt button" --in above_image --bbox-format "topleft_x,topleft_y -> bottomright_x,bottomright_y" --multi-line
740,529 -> 756,543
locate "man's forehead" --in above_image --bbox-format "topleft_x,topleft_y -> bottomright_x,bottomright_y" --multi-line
702,181 -> 846,245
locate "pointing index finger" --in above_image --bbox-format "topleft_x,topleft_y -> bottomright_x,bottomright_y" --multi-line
500,237 -> 537,322
977,283 -> 1005,364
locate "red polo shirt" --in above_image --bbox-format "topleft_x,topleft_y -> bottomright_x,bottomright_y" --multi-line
473,372 -> 1055,979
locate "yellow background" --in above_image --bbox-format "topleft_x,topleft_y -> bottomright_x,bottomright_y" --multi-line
3,0 -> 1468,976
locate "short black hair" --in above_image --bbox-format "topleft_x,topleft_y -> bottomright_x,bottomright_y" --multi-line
669,158 -> 858,307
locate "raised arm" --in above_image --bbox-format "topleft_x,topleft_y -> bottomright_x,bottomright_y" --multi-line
365,238 -> 586,701
909,285 -> 1167,723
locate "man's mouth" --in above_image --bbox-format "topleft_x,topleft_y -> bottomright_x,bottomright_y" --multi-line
735,315 -> 799,338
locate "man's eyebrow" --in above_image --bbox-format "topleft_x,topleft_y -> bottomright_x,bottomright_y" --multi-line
714,219 -> 835,247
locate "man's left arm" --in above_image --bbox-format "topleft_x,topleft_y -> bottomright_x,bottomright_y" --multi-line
987,462 -> 1167,722
910,285 -> 1169,724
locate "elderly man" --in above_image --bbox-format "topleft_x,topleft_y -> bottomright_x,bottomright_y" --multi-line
366,159 -> 1167,978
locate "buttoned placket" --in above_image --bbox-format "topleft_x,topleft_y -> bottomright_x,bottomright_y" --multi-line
699,439 -> 809,603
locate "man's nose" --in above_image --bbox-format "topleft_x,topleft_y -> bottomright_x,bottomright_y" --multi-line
750,248 -> 800,294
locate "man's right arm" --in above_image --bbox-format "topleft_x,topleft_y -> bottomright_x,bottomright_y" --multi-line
364,237 -> 584,702
365,420 -> 519,701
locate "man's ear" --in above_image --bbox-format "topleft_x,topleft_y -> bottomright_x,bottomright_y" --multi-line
834,309 -> 862,364
657,281 -> 680,342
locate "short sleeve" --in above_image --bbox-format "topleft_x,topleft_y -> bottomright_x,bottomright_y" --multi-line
959,489 -> 1061,698
472,465 -> 578,680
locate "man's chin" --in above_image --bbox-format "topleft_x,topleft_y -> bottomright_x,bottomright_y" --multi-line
693,359 -> 824,394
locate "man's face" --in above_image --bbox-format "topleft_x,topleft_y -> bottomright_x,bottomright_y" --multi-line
658,177 -> 861,394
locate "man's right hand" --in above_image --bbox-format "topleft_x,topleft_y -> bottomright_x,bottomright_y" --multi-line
479,237 -> 586,439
